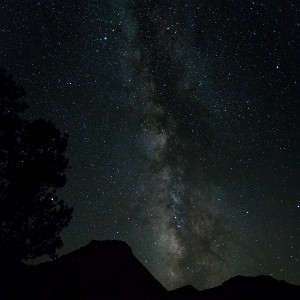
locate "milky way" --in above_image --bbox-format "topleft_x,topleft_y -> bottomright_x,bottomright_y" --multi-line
127,2 -> 234,287
1,0 -> 299,290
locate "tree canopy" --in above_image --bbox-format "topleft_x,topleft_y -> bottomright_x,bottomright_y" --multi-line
0,68 -> 73,262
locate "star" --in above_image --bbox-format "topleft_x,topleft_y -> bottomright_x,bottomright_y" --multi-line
1,0 -> 298,291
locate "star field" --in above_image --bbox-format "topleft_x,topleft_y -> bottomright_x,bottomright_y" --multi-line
0,0 -> 299,290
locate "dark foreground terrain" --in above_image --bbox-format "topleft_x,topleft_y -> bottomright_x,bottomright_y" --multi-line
1,240 -> 299,299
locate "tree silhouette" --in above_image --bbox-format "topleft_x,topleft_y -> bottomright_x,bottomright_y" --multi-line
0,69 -> 73,262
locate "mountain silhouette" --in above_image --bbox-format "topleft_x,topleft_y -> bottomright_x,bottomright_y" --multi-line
171,275 -> 300,300
25,240 -> 167,300
1,240 -> 300,299
169,285 -> 200,299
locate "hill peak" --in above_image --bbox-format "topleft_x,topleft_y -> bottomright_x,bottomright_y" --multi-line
88,239 -> 131,247
85,239 -> 132,252
22,239 -> 167,300
222,274 -> 289,287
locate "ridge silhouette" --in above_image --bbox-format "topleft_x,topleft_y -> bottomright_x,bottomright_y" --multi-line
1,240 -> 299,299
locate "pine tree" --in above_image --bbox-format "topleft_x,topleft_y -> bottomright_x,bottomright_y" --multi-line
0,69 -> 73,262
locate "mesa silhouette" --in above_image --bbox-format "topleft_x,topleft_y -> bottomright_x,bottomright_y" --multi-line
1,240 -> 299,300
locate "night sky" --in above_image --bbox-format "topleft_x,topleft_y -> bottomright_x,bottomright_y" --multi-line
1,0 -> 299,290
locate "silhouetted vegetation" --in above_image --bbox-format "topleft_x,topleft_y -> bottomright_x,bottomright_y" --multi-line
0,69 -> 73,263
